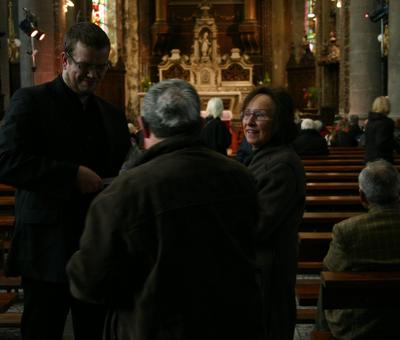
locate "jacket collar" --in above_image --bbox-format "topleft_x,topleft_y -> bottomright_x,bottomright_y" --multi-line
137,133 -> 203,166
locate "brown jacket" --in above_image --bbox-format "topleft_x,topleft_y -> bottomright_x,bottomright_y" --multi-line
67,134 -> 265,340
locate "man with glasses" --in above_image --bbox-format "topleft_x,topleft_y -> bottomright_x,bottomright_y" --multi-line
0,22 -> 130,340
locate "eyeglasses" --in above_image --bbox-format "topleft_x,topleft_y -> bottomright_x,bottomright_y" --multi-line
241,109 -> 273,122
66,52 -> 110,73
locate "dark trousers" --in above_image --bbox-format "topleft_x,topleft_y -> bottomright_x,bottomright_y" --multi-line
21,277 -> 106,340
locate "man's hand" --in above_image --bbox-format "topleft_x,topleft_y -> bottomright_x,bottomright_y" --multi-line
76,165 -> 102,194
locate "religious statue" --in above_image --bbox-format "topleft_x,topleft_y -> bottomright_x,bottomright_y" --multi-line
199,31 -> 211,59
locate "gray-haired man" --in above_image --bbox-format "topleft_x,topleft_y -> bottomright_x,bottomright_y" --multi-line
67,79 -> 265,340
316,159 -> 400,338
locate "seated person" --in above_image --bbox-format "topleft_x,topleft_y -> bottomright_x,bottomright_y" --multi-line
315,159 -> 400,339
329,115 -> 361,147
201,97 -> 232,155
292,118 -> 329,155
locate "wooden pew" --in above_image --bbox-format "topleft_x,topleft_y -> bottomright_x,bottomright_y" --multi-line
300,211 -> 361,231
304,158 -> 400,166
0,312 -> 22,328
0,292 -> 17,313
306,182 -> 359,195
306,165 -> 400,172
306,172 -> 359,182
305,195 -> 363,212
310,271 -> 400,340
0,184 -> 15,196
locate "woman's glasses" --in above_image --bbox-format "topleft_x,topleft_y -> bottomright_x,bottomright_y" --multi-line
241,109 -> 273,122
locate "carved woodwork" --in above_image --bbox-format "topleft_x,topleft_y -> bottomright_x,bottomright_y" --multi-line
286,44 -> 316,111
157,4 -> 254,118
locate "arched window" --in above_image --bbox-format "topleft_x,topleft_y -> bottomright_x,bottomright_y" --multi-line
305,0 -> 317,53
92,0 -> 118,65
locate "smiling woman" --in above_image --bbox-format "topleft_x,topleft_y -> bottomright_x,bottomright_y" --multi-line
241,86 -> 306,339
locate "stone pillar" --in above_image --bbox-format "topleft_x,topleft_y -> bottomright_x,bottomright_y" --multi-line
388,1 -> 400,118
239,0 -> 260,54
155,0 -> 167,22
244,0 -> 256,21
348,0 -> 381,116
151,0 -> 169,56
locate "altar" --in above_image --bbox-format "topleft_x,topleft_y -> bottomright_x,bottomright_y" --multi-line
153,2 -> 255,119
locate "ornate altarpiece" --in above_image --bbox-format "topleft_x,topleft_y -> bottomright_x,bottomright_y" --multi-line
156,3 -> 254,119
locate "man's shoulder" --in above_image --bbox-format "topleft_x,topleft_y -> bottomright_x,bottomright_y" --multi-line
335,208 -> 400,233
13,78 -> 58,98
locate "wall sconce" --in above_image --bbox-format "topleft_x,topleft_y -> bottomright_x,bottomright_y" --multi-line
19,8 -> 45,41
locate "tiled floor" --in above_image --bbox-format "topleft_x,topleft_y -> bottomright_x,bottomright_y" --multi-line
0,293 -> 314,340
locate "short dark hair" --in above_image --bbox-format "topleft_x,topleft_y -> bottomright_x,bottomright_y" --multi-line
241,86 -> 298,144
64,22 -> 110,54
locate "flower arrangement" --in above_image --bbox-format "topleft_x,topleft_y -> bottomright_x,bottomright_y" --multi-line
258,72 -> 271,86
303,87 -> 319,101
141,77 -> 153,92
303,87 -> 319,108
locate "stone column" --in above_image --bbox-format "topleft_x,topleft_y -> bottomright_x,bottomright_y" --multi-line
388,1 -> 400,118
244,0 -> 256,21
240,0 -> 259,54
151,0 -> 169,56
348,0 -> 381,116
155,0 -> 167,22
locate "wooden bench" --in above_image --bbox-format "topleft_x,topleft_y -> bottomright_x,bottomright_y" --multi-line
306,195 -> 361,206
310,271 -> 400,340
306,172 -> 360,182
0,312 -> 22,328
0,215 -> 15,232
296,278 -> 321,306
300,211 -> 361,231
306,182 -> 359,195
0,184 -> 15,195
303,158 -> 400,165
0,197 -> 15,207
298,232 -> 331,261
0,292 -> 17,313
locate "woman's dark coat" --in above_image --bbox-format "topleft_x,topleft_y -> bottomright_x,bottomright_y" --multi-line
365,112 -> 395,163
247,144 -> 306,340
201,116 -> 231,155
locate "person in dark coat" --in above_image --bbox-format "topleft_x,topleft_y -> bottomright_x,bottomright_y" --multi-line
201,97 -> 232,155
241,86 -> 306,340
292,118 -> 329,155
235,137 -> 253,163
67,79 -> 265,340
0,22 -> 130,340
330,115 -> 362,147
365,96 -> 396,163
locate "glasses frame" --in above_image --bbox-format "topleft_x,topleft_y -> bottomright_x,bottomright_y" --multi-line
65,52 -> 110,74
241,109 -> 274,122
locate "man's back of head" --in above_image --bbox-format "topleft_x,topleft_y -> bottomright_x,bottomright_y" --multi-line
359,159 -> 400,207
141,79 -> 202,138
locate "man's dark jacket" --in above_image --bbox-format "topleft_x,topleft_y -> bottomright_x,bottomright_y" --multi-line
67,135 -> 264,340
292,129 -> 329,156
0,76 -> 130,282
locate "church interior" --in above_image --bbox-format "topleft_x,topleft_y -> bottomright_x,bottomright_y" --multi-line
0,0 -> 399,339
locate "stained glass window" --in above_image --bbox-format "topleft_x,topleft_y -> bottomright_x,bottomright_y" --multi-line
92,0 -> 118,65
305,0 -> 317,53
